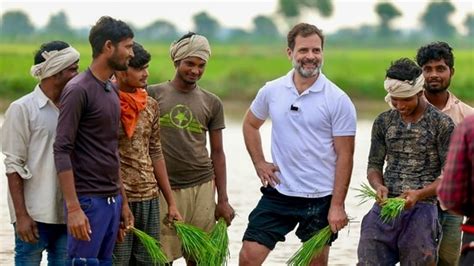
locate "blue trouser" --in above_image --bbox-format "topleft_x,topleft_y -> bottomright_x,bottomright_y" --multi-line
66,195 -> 122,266
14,222 -> 67,266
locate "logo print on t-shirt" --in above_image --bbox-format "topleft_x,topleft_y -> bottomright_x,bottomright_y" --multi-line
160,104 -> 203,133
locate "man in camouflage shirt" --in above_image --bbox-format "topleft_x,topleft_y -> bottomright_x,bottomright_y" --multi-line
357,58 -> 455,265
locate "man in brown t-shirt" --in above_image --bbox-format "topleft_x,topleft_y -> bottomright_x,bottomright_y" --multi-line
147,33 -> 234,265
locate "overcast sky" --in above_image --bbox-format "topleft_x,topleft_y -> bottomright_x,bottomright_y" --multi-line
1,0 -> 473,34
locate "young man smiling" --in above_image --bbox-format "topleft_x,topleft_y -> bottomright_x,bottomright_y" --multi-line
147,33 -> 234,265
357,58 -> 455,265
112,42 -> 182,265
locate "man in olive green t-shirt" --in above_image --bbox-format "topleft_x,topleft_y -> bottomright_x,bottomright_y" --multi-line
147,32 -> 235,265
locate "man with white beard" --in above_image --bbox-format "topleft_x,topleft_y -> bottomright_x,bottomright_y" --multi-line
239,23 -> 357,266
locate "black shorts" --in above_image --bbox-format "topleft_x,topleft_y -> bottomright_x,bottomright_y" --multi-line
242,186 -> 337,250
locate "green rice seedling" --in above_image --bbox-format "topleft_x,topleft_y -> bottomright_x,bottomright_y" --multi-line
354,183 -> 406,223
354,182 -> 379,204
380,197 -> 406,223
207,218 -> 230,265
174,221 -> 218,264
129,226 -> 168,265
287,225 -> 333,266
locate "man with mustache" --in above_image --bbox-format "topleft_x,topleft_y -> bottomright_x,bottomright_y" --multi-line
416,41 -> 474,266
147,33 -> 234,265
54,16 -> 135,265
239,23 -> 357,265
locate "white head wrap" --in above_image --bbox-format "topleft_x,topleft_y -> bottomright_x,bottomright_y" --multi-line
170,34 -> 211,62
384,74 -> 424,107
30,46 -> 80,80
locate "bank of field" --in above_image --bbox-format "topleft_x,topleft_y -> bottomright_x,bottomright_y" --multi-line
1,43 -> 473,105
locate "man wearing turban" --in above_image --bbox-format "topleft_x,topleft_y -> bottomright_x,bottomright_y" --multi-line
1,40 -> 79,264
148,32 -> 234,264
358,58 -> 455,265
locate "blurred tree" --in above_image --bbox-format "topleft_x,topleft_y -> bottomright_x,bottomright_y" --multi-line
331,24 -> 377,44
303,0 -> 333,17
252,15 -> 280,40
465,13 -> 474,37
225,28 -> 252,42
375,2 -> 401,37
1,10 -> 35,37
44,11 -> 74,37
420,1 -> 457,37
278,0 -> 333,26
278,0 -> 300,18
139,20 -> 178,41
192,11 -> 220,40
125,22 -> 139,37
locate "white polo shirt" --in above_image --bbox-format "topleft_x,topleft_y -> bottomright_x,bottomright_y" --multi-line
1,85 -> 64,224
250,70 -> 357,198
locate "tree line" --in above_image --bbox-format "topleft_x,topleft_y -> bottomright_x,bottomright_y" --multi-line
1,0 -> 473,44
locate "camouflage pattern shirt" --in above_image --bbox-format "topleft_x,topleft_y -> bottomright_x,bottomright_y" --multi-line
118,96 -> 163,202
367,104 -> 455,204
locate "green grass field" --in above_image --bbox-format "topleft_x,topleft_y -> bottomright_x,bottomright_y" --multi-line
1,42 -> 473,107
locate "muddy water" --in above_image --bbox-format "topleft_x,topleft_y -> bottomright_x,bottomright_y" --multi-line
0,118 -> 374,265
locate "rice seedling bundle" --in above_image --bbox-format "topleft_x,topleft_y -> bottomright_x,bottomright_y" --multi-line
129,226 -> 168,265
174,221 -> 218,264
379,197 -> 406,223
354,183 -> 406,223
354,183 -> 378,204
287,225 -> 333,266
206,218 -> 230,265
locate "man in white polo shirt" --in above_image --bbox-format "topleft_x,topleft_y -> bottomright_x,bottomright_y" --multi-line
239,23 -> 357,265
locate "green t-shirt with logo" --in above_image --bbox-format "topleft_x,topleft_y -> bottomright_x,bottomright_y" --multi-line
147,82 -> 225,188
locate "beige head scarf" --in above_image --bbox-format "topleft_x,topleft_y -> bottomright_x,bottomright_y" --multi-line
384,74 -> 424,107
169,34 -> 211,62
30,46 -> 80,80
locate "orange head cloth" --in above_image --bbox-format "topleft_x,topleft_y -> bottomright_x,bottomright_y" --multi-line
119,88 -> 148,138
